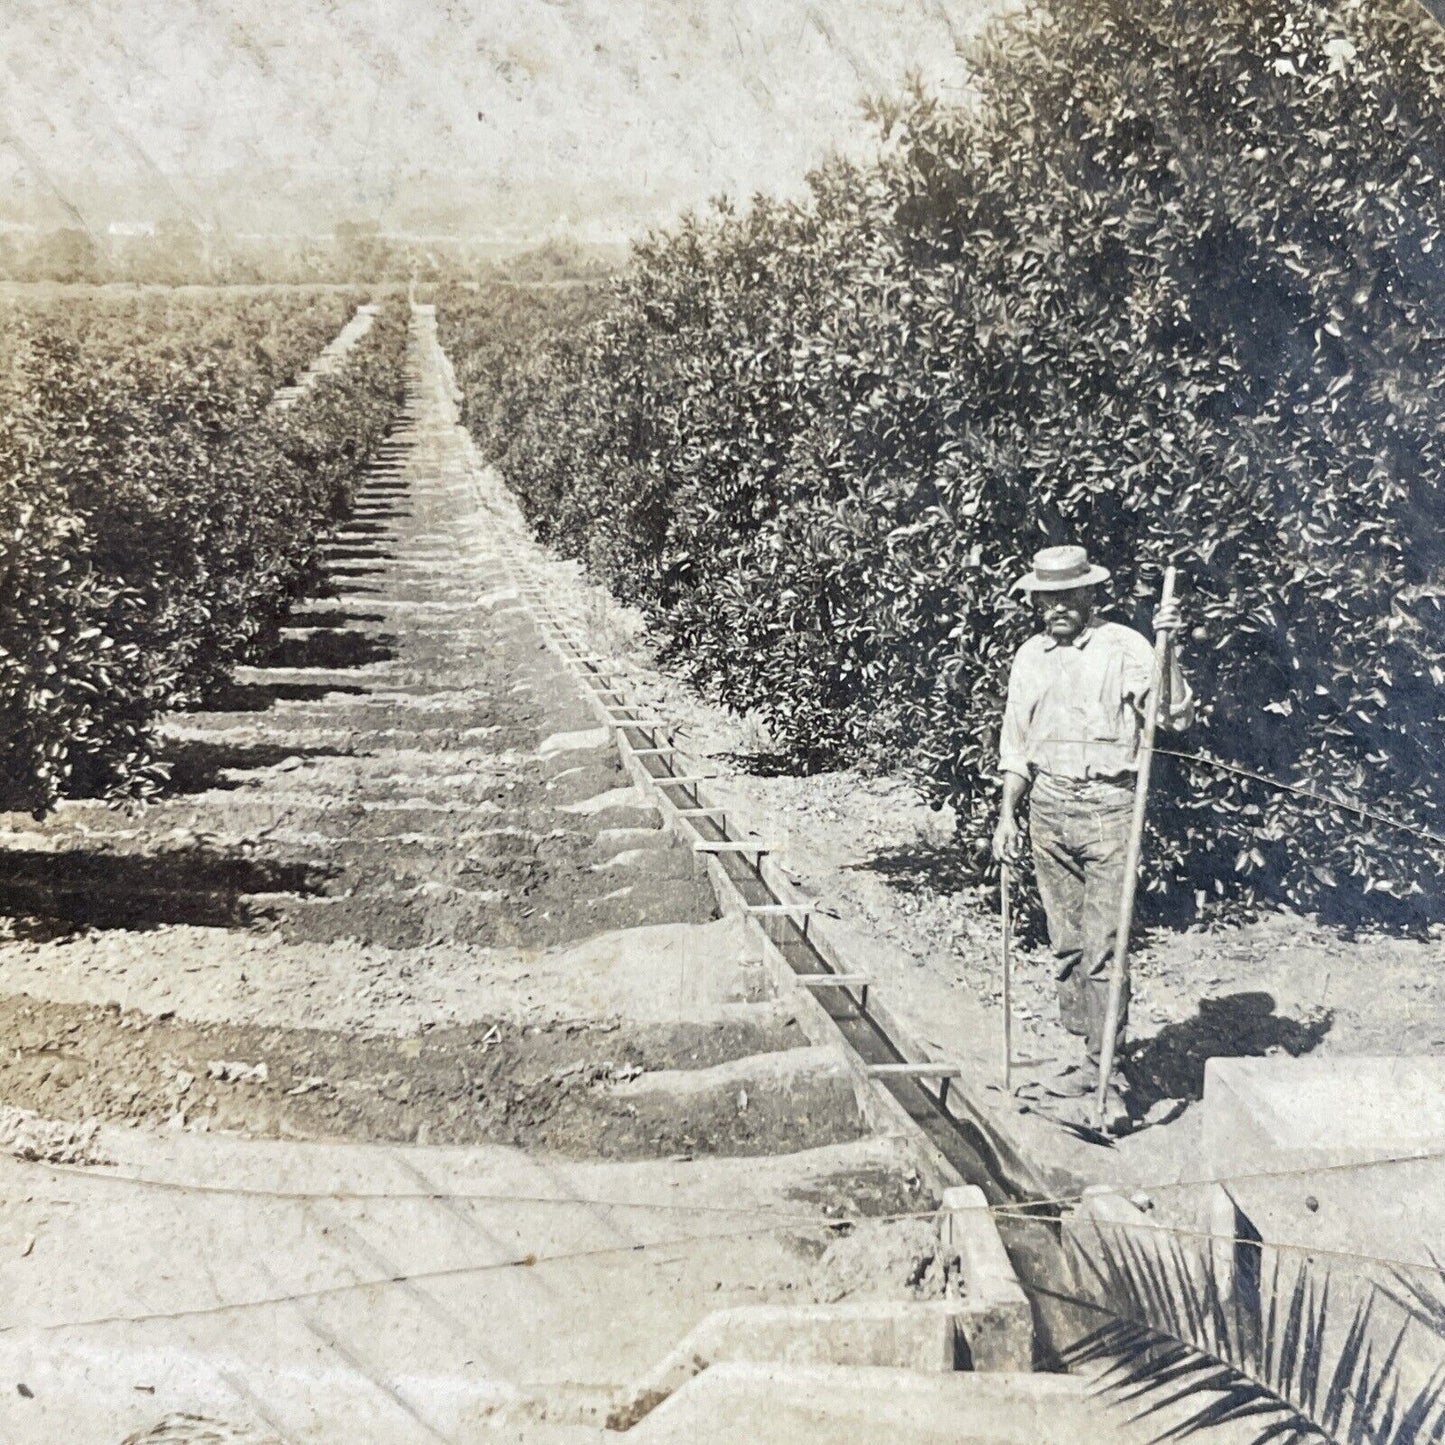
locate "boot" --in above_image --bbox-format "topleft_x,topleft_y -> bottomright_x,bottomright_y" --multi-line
1051,1070 -> 1132,1136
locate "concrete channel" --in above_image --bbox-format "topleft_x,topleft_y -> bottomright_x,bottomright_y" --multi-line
0,304 -> 1177,1442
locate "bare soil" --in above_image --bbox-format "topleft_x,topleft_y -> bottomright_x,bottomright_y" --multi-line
0,993 -> 839,1155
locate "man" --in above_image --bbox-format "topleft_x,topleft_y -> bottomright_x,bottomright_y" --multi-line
992,545 -> 1192,1131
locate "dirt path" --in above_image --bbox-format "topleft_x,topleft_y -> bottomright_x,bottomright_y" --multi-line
269,301 -> 380,410
0,308 -> 941,1444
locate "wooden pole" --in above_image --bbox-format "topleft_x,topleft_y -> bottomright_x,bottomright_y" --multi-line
1095,566 -> 1177,1130
1000,860 -> 1013,1093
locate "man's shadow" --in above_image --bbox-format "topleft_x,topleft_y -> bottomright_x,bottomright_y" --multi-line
1124,991 -> 1333,1113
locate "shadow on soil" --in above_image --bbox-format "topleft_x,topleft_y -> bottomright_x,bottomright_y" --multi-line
313,580 -> 387,598
851,838 -> 987,895
322,544 -> 398,563
344,505 -> 410,522
284,608 -> 388,628
0,845 -> 333,932
853,843 -> 1337,1116
713,748 -> 841,778
1124,992 -> 1333,1112
267,629 -> 397,670
196,680 -> 372,713
157,738 -> 356,795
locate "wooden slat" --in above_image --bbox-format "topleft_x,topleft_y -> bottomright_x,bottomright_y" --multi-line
865,1063 -> 962,1078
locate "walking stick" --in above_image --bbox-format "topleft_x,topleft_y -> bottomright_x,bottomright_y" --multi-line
1095,567 -> 1177,1130
1000,860 -> 1013,1093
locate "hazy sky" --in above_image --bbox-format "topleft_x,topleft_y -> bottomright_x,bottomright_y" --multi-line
4,0 -> 1007,236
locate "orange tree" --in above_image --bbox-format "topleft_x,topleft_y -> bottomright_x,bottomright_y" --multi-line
444,0 -> 1445,925
3,288 -> 363,394
0,293 -> 406,812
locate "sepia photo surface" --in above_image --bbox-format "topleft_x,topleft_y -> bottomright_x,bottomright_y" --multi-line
4,0 -> 1445,1440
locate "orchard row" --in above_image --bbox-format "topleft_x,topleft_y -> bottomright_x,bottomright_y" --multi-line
0,290 -> 408,814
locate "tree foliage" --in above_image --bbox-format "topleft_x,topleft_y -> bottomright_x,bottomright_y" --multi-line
0,292 -> 407,813
441,0 -> 1445,925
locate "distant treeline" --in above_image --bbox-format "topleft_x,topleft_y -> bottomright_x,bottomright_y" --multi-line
0,225 -> 619,288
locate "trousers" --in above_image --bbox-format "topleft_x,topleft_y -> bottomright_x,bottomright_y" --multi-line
1028,773 -> 1134,1068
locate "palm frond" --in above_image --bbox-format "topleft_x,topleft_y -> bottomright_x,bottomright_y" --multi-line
1383,1250 -> 1445,1334
1061,1219 -> 1445,1445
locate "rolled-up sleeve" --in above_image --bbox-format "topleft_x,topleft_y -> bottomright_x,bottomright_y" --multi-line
998,650 -> 1031,780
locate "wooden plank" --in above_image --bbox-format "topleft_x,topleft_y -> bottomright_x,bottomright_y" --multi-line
865,1063 -> 962,1078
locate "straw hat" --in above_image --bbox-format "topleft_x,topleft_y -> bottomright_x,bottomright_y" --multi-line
1011,544 -> 1111,594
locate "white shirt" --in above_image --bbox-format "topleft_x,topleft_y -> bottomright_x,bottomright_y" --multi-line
999,618 -> 1194,781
